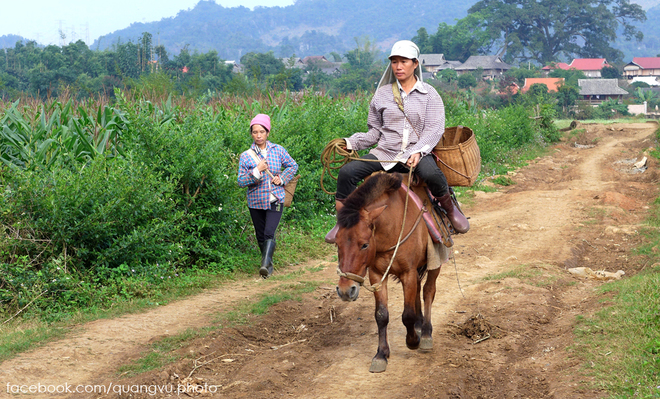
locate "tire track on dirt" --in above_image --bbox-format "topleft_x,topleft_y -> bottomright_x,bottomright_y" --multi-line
0,262 -> 328,396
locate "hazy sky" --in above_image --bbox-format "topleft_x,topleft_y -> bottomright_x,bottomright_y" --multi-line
1,0 -> 295,46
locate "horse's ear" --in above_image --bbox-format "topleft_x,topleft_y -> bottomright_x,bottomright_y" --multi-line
366,204 -> 388,222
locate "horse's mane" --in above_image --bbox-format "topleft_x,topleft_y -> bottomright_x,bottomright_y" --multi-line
337,172 -> 402,229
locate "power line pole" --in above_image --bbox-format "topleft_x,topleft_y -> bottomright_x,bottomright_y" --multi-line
58,20 -> 65,47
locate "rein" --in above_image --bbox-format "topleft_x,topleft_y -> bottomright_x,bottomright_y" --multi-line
320,139 -> 402,196
336,167 -> 416,293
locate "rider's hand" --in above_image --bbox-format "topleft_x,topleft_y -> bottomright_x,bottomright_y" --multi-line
272,175 -> 283,185
407,153 -> 421,169
257,160 -> 268,172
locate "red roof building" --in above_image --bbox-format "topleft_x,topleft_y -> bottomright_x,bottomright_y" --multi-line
567,58 -> 610,77
542,62 -> 571,71
521,78 -> 565,93
624,57 -> 660,80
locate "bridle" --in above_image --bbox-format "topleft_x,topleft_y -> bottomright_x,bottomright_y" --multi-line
336,167 -> 418,292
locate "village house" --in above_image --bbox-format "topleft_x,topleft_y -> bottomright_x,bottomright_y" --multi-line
419,54 -> 446,72
541,62 -> 571,76
454,55 -> 512,80
631,76 -> 660,86
570,59 -> 611,78
578,79 -> 628,104
521,77 -> 565,93
623,57 -> 660,80
543,59 -> 610,78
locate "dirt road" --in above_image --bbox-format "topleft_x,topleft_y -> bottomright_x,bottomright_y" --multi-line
1,122 -> 657,398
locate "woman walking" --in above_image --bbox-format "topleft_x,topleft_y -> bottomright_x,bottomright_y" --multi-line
325,40 -> 468,243
238,114 -> 298,278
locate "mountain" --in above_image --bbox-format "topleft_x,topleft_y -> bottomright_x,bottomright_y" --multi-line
614,4 -> 660,61
0,35 -> 32,49
91,0 -> 475,60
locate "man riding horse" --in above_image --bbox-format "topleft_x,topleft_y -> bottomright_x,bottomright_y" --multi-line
325,40 -> 469,244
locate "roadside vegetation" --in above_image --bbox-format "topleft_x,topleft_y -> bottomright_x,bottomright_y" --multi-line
567,125 -> 660,399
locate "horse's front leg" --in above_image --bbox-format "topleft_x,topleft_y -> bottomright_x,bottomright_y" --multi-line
419,267 -> 441,352
370,279 -> 389,373
401,271 -> 421,350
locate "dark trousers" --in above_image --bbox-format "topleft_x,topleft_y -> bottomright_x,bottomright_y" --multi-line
336,154 -> 449,200
249,202 -> 284,242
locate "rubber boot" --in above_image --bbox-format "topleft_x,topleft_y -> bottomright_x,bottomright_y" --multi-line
260,239 -> 276,278
437,193 -> 470,234
324,200 -> 345,244
258,241 -> 265,271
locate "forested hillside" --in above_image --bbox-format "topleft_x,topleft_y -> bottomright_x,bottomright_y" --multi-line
0,35 -> 29,50
91,0 -> 474,60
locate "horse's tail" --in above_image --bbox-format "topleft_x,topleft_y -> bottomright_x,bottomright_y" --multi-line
417,264 -> 428,280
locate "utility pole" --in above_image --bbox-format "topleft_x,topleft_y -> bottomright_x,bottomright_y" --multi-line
58,20 -> 65,47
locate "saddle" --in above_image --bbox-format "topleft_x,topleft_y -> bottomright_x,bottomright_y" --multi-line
400,181 -> 457,248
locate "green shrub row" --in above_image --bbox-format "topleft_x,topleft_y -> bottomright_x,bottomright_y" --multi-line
0,90 -> 559,320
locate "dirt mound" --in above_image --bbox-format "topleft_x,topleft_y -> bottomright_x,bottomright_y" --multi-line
456,313 -> 504,342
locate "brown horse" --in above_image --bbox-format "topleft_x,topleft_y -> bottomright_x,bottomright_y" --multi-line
335,172 -> 443,373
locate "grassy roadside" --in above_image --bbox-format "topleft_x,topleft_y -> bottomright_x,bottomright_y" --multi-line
568,123 -> 660,398
0,225 -> 334,363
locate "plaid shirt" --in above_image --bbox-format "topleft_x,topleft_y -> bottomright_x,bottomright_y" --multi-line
238,141 -> 298,210
345,81 -> 445,169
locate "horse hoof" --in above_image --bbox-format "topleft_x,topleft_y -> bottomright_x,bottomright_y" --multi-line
406,340 -> 420,350
369,358 -> 387,373
419,336 -> 433,353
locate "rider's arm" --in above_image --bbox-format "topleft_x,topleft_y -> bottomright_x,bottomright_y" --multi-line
408,87 -> 445,157
344,94 -> 384,151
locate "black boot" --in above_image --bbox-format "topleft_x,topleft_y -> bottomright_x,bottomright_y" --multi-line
258,241 -> 265,270
437,192 -> 470,234
260,239 -> 276,278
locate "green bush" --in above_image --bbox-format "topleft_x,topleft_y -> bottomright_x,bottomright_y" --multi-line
0,90 -> 562,319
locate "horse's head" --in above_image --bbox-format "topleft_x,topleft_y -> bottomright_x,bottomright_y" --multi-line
335,172 -> 401,302
336,204 -> 387,301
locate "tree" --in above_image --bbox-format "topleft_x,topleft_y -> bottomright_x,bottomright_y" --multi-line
528,83 -> 550,99
467,0 -> 646,64
457,74 -> 477,89
422,15 -> 492,62
555,84 -> 580,110
601,66 -> 621,79
240,51 -> 284,81
505,67 -> 541,86
549,68 -> 586,87
411,28 -> 432,54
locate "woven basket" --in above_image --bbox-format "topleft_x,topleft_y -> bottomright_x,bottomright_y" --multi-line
432,126 -> 481,187
283,175 -> 300,207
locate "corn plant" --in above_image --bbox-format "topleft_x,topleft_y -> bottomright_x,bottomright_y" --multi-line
0,100 -> 129,170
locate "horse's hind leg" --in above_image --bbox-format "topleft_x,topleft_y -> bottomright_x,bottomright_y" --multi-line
414,271 -> 423,338
419,267 -> 441,352
370,284 -> 390,373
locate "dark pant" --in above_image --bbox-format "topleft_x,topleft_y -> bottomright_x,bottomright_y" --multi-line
249,202 -> 284,242
336,154 -> 449,200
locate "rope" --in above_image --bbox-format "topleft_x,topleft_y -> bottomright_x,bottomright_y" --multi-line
320,139 -> 400,195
